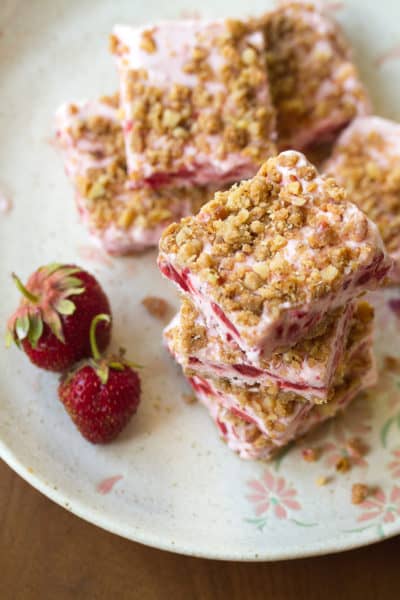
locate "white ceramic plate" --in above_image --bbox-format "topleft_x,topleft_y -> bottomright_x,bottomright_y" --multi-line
1,0 -> 400,560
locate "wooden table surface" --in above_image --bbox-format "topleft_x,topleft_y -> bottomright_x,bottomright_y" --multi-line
1,460 -> 398,600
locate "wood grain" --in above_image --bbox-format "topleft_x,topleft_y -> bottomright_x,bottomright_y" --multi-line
0,459 -> 398,600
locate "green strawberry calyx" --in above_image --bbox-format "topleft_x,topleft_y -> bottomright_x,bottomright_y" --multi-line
62,314 -> 141,386
6,263 -> 85,349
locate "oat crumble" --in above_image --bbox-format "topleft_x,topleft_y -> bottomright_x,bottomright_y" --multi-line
110,20 -> 277,184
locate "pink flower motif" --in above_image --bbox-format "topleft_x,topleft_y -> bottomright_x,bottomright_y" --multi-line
330,398 -> 372,443
96,475 -> 123,495
357,486 -> 400,524
388,449 -> 400,479
246,469 -> 301,519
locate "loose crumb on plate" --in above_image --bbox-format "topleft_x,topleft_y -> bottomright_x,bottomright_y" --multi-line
383,355 -> 400,373
142,296 -> 169,319
316,476 -> 330,487
335,456 -> 351,473
351,483 -> 369,504
346,437 -> 369,459
182,393 -> 197,405
302,447 -> 321,462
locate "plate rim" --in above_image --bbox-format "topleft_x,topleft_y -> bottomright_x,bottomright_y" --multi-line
2,438 -> 399,561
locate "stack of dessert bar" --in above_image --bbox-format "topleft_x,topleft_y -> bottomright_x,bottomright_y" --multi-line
160,151 -> 391,460
55,1 -> 369,255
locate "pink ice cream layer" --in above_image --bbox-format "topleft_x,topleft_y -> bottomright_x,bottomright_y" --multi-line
55,98 -> 214,255
111,20 -> 276,187
324,116 -> 400,285
159,151 -> 392,360
190,342 -> 376,460
164,301 -> 355,402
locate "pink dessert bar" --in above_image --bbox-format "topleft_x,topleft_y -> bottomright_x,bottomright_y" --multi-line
259,0 -> 370,150
324,116 -> 400,284
190,341 -> 376,460
185,305 -> 374,439
164,298 -> 358,402
159,151 -> 391,360
56,95 -> 214,255
110,19 -> 277,187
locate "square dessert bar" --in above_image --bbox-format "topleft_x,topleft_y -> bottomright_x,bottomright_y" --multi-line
259,1 -> 370,150
183,302 -> 374,438
56,96 -> 214,255
190,341 -> 376,460
164,298 -> 365,402
324,116 -> 400,283
110,19 -> 277,187
159,151 -> 391,359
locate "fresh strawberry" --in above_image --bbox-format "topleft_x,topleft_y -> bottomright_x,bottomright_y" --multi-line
6,263 -> 111,372
58,314 -> 141,443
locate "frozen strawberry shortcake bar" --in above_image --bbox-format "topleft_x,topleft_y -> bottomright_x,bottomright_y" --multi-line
164,299 -> 363,402
56,95 -> 214,255
169,301 -> 374,436
324,116 -> 400,283
159,151 -> 391,360
110,19 -> 277,187
259,1 -> 370,150
190,340 -> 376,460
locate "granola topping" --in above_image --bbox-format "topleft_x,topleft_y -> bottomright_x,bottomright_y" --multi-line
160,151 -> 380,332
111,20 -> 277,182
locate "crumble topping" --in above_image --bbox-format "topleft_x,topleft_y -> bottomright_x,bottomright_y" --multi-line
160,151 -> 382,332
111,20 -> 277,183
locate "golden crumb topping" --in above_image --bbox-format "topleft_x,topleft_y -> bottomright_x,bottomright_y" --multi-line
160,153 -> 376,329
111,20 -> 276,179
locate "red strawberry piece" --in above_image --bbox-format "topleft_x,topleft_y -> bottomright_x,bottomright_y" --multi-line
6,263 -> 111,372
58,314 -> 141,443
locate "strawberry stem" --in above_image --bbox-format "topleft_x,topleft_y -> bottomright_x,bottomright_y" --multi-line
12,273 -> 39,304
90,314 -> 111,361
